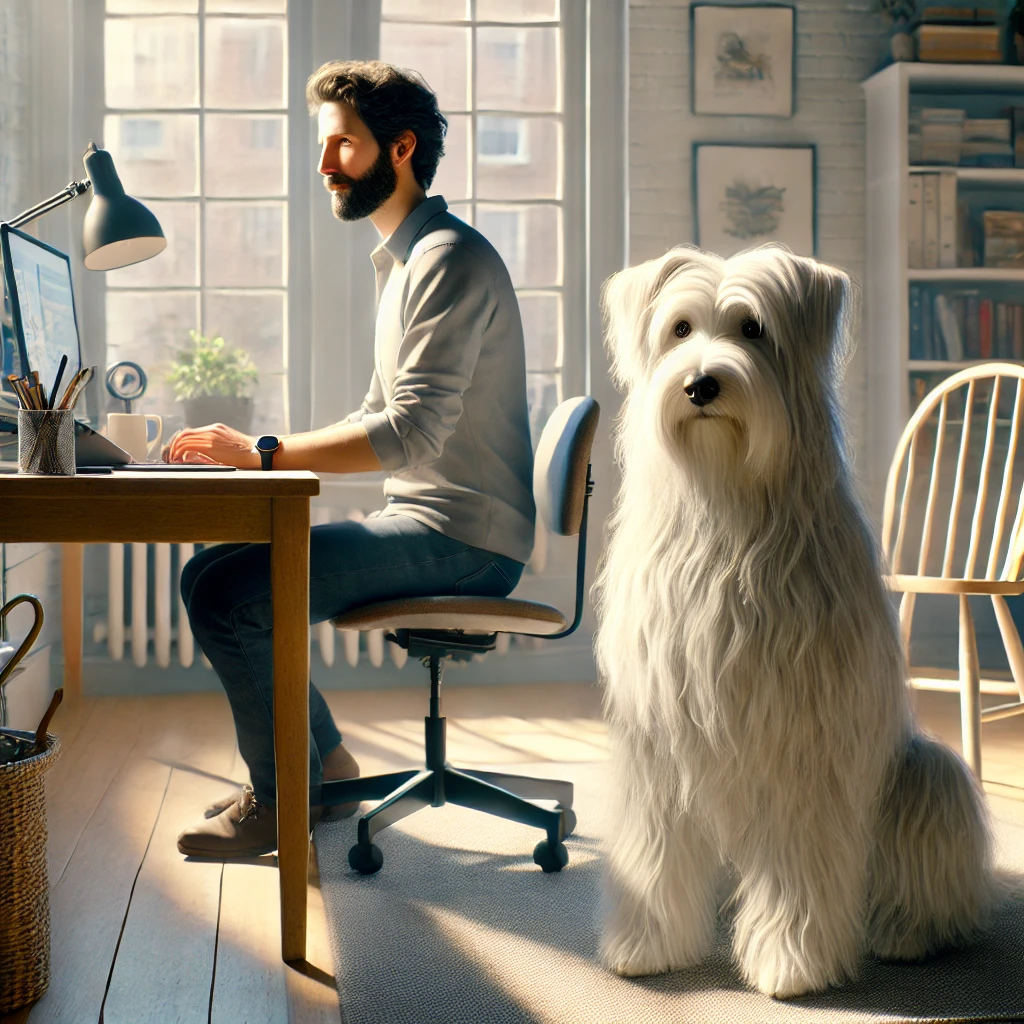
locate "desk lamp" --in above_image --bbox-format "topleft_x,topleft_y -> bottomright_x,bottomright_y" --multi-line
3,142 -> 165,270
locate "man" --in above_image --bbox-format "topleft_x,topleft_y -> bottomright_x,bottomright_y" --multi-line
172,61 -> 536,856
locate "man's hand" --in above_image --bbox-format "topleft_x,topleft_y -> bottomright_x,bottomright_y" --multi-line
164,422 -> 260,469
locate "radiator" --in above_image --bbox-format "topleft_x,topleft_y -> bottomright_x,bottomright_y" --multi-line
94,508 -> 543,669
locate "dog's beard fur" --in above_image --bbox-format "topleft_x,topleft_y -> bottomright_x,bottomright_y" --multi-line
592,244 -> 999,998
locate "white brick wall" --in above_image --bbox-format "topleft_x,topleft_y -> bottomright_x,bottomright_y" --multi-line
0,0 -> 30,221
629,0 -> 891,481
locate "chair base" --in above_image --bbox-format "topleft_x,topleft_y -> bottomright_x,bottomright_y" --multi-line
321,759 -> 576,875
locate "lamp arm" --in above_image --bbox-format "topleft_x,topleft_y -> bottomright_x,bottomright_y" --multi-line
4,179 -> 92,230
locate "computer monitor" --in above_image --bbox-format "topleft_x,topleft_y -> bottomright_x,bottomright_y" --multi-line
0,223 -> 83,398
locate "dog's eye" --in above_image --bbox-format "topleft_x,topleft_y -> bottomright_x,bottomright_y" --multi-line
674,320 -> 691,338
741,319 -> 763,340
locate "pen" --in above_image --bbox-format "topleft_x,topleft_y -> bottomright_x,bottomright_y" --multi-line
48,355 -> 68,412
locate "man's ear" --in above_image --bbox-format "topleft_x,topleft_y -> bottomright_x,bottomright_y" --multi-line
391,130 -> 418,171
601,246 -> 705,392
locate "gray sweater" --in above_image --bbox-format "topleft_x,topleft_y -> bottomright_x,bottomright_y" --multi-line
341,195 -> 536,565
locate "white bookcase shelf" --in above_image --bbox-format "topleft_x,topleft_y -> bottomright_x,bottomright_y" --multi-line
863,62 -> 1024,515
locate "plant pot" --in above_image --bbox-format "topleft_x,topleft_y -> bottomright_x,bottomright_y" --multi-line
890,29 -> 914,62
182,395 -> 253,434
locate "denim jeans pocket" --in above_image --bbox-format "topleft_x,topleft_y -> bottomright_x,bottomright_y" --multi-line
453,560 -> 516,597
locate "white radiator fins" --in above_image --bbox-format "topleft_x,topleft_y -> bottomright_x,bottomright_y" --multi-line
108,543 -> 125,661
131,543 -> 148,668
154,544 -> 171,668
367,629 -> 385,668
177,543 -> 195,668
496,633 -> 511,655
389,642 -> 407,669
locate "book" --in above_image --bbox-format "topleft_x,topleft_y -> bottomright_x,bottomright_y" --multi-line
910,286 -> 924,360
982,211 -> 1024,268
935,293 -> 963,360
938,171 -> 957,268
957,198 -> 975,267
996,301 -> 1008,358
980,297 -> 993,359
907,174 -> 924,268
922,287 -> 934,359
1015,305 -> 1024,359
1014,108 -> 1024,169
965,292 -> 980,357
923,173 -> 940,269
915,24 -> 1003,62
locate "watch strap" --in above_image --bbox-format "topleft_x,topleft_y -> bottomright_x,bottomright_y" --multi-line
259,447 -> 274,471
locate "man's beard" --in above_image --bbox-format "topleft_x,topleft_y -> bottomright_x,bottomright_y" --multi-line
328,146 -> 398,221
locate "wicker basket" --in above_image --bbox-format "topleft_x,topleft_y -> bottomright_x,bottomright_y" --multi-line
0,730 -> 61,1013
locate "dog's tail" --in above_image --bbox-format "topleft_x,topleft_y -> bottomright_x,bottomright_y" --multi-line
866,732 -> 999,961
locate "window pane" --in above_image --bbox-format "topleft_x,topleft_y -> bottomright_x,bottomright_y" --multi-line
476,116 -> 560,200
208,0 -> 285,11
205,203 -> 286,287
107,0 -> 196,10
518,292 -> 561,370
106,201 -> 199,288
382,0 -> 468,18
105,17 -> 198,109
104,114 -> 199,197
204,114 -> 286,197
477,27 -> 559,112
476,203 -> 560,288
105,290 -> 199,418
206,292 -> 284,374
379,23 -> 469,112
251,373 -> 288,435
205,18 -> 286,110
431,113 -> 468,201
448,202 -> 472,225
476,0 -> 558,20
526,371 -> 561,448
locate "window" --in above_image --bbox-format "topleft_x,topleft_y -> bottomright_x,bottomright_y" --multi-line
380,0 -> 568,446
101,0 -> 289,435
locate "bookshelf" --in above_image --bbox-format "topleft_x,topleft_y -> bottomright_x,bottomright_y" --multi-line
863,62 -> 1024,515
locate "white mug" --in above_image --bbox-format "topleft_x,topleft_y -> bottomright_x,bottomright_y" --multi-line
107,413 -> 163,463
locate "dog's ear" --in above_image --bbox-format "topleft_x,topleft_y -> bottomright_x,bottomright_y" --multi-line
804,258 -> 855,376
601,247 -> 706,391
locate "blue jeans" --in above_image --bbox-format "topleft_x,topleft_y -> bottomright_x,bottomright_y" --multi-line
180,514 -> 525,804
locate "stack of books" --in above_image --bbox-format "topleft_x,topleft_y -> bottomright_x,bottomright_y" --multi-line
907,171 -> 958,269
917,108 -> 966,165
982,210 -> 1024,268
910,286 -> 1024,361
960,118 -> 1013,167
914,5 -> 1002,62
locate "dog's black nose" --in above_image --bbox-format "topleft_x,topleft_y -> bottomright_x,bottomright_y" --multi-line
684,374 -> 720,407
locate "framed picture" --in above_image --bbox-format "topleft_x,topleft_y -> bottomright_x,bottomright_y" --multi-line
691,3 -> 795,118
693,143 -> 816,259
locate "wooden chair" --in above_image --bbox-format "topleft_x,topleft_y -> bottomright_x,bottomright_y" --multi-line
883,362 -> 1024,778
321,396 -> 600,875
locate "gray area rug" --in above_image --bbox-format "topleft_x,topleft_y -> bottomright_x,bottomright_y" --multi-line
314,761 -> 1024,1024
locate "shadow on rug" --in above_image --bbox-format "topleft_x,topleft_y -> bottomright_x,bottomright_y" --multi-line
313,761 -> 1024,1024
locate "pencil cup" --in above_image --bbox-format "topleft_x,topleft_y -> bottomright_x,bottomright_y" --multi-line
18,410 -> 76,476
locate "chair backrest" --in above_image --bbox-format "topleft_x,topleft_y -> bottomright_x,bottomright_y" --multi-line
883,363 -> 1024,582
533,396 -> 600,537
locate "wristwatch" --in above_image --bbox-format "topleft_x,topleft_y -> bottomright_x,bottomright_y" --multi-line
252,434 -> 280,471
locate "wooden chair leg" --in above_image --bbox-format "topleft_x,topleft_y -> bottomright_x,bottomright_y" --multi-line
992,594 -> 1024,704
898,591 -> 916,670
958,595 -> 983,779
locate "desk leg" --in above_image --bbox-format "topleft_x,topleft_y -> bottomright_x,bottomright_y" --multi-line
272,495 -> 310,963
61,543 -> 84,702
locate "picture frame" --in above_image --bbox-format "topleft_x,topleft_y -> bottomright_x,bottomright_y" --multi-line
691,3 -> 796,118
693,143 -> 816,259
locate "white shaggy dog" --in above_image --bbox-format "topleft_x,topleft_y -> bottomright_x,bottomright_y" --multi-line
593,244 -> 997,998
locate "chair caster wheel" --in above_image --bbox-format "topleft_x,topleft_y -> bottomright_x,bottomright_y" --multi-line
348,842 -> 384,875
533,838 -> 568,873
559,807 -> 577,837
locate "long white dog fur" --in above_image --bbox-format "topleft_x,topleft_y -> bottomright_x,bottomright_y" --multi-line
593,244 -> 998,998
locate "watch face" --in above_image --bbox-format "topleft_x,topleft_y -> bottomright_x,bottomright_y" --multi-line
256,434 -> 279,452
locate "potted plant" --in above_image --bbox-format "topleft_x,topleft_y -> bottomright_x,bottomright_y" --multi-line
166,330 -> 259,434
1011,0 -> 1024,63
879,0 -> 917,62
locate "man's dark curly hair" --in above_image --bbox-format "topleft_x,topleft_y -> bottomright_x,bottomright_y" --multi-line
306,60 -> 448,190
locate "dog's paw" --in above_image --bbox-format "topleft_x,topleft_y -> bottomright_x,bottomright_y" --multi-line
600,929 -> 709,979
738,948 -> 841,1000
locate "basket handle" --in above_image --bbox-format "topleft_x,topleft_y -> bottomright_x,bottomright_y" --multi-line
0,594 -> 44,691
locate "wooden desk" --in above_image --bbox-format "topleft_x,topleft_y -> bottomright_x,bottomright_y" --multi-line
0,469 -> 319,963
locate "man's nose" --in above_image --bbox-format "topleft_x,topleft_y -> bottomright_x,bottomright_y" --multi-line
318,143 -> 338,177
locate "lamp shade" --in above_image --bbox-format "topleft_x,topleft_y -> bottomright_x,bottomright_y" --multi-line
81,142 -> 167,271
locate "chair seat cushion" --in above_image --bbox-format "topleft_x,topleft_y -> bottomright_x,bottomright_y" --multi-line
330,595 -> 568,635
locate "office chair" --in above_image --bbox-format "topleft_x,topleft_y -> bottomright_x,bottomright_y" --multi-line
321,396 -> 600,875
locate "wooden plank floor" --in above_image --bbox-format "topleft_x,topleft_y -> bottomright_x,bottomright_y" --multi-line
1,680 -> 1021,1023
